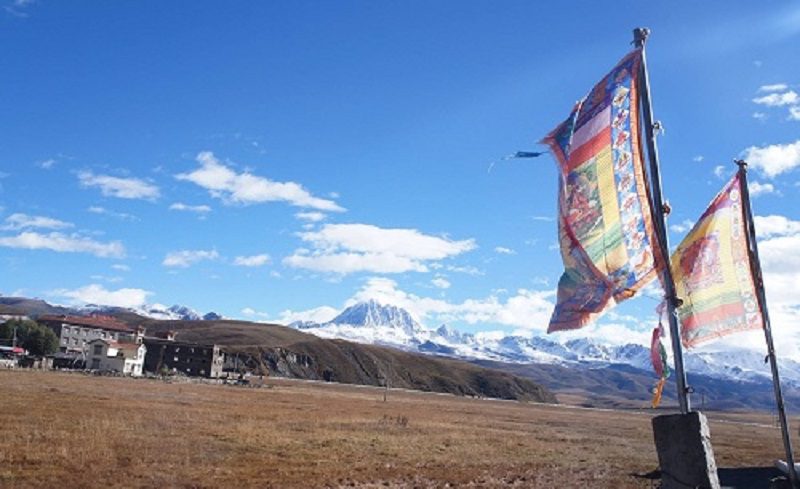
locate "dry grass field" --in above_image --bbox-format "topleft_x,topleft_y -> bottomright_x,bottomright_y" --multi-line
0,370 -> 793,488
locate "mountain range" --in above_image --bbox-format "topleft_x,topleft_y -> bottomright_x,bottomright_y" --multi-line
291,299 -> 800,390
4,295 -> 797,410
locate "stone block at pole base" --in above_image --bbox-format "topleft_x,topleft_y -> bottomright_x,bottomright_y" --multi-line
652,411 -> 721,489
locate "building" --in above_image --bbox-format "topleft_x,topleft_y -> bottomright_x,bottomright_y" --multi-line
38,315 -> 144,353
85,338 -> 146,376
143,337 -> 224,378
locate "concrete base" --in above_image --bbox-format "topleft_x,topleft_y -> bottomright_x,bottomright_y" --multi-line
652,411 -> 721,489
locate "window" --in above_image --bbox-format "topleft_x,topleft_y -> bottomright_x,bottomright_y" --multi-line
174,356 -> 179,362
91,358 -> 100,369
93,344 -> 103,355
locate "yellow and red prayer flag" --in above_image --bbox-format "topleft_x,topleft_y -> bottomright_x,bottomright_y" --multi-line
671,172 -> 763,348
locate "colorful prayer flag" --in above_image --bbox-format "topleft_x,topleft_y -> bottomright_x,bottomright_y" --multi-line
671,173 -> 763,348
542,49 -> 663,332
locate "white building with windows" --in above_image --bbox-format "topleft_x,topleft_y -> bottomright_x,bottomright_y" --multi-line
85,338 -> 146,376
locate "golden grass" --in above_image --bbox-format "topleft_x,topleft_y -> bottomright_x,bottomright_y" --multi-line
0,370 -> 793,488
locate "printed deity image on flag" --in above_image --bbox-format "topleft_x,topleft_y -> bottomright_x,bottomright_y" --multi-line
542,49 -> 663,332
671,173 -> 763,348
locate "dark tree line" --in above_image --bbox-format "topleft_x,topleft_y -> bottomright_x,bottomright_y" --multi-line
0,319 -> 58,356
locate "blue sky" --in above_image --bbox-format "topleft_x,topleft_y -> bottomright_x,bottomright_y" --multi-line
2,1 -> 800,356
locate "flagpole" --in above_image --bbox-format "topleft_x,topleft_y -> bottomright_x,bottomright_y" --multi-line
736,159 -> 799,488
632,28 -> 691,414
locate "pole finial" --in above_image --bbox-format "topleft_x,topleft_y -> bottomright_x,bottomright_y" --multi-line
633,28 -> 650,48
735,159 -> 748,170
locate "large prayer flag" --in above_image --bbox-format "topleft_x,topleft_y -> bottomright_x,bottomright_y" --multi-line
542,49 -> 663,332
671,173 -> 763,347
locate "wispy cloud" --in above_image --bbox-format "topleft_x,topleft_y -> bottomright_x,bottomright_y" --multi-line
176,151 -> 344,212
87,206 -> 138,221
759,83 -> 789,93
79,171 -> 160,201
295,211 -> 327,222
169,202 -> 212,214
162,249 -> 220,268
233,254 -> 270,267
1,213 -> 73,231
283,223 -> 476,275
669,219 -> 694,234
431,277 -> 451,289
748,181 -> 776,197
494,246 -> 516,255
4,0 -> 35,17
36,158 -> 56,169
0,231 -> 125,258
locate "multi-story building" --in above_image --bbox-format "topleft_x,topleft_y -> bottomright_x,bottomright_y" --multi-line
143,336 -> 224,378
38,315 -> 144,353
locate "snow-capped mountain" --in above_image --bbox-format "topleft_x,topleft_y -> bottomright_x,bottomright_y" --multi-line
290,300 -> 800,386
85,303 -> 224,321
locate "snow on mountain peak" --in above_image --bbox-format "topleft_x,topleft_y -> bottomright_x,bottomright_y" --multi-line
331,300 -> 424,335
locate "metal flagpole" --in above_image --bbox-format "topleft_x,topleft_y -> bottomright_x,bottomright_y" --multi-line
633,27 -> 691,414
736,159 -> 799,488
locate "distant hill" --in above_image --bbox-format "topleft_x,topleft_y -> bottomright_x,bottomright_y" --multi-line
477,360 -> 800,412
0,297 -> 74,317
139,318 -> 555,402
0,297 -> 555,403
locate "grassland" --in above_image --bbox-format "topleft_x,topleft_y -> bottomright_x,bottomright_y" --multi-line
0,370 -> 793,488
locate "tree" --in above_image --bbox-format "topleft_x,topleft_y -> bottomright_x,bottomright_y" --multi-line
0,319 -> 59,356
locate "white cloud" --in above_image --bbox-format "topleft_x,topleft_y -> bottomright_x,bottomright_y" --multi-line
169,202 -> 211,214
0,231 -> 124,258
162,249 -> 219,268
741,140 -> 800,178
713,165 -> 728,179
758,83 -> 789,93
347,277 -> 555,332
240,307 -> 272,319
78,171 -> 160,200
176,151 -> 344,212
295,211 -> 327,222
494,246 -> 516,255
37,158 -> 56,169
283,223 -> 476,275
54,284 -> 151,309
1,213 -> 73,231
272,305 -> 340,325
752,90 -> 799,107
789,106 -> 800,121
748,181 -> 776,197
111,264 -> 131,272
692,155 -> 704,162
669,219 -> 694,234
752,112 -> 768,121
754,215 -> 800,238
87,206 -> 137,221
431,277 -> 451,289
233,254 -> 270,267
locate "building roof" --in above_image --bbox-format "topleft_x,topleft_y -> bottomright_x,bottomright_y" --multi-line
39,314 -> 135,333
